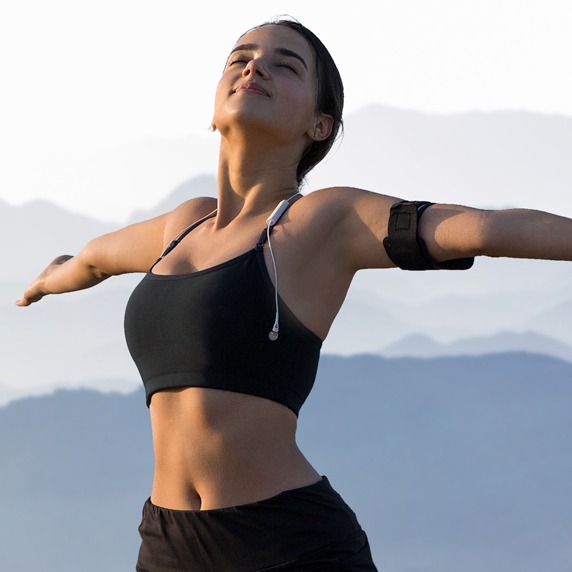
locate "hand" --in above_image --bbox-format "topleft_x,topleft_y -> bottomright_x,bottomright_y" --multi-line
15,255 -> 74,307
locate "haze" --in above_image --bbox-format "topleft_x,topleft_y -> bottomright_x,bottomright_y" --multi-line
2,0 -> 572,220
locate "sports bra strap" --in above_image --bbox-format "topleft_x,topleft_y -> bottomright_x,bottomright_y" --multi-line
155,209 -> 217,264
154,191 -> 302,266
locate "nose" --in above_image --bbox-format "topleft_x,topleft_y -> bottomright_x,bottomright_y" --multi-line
242,57 -> 268,78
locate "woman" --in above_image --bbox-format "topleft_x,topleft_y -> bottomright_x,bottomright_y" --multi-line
17,17 -> 572,572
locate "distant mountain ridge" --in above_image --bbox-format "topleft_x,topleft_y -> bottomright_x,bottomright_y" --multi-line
3,105 -> 572,400
380,330 -> 572,362
4,105 -> 572,222
1,352 -> 571,572
308,106 -> 572,216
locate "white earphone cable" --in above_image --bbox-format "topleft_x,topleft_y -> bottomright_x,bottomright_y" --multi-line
267,223 -> 280,341
266,191 -> 301,341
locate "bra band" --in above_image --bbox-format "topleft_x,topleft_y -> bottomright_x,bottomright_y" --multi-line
383,200 -> 474,271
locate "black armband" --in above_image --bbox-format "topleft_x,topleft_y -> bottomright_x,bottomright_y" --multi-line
383,201 -> 474,271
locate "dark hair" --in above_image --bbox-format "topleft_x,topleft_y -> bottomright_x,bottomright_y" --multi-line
255,18 -> 345,186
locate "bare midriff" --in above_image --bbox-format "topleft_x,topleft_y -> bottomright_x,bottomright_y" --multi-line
149,387 -> 320,511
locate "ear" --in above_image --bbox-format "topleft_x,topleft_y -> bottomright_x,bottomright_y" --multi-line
308,113 -> 334,142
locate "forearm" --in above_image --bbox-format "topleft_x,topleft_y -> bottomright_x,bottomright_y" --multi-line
16,207 -> 174,307
16,251 -> 111,306
41,253 -> 110,295
480,208 -> 572,261
418,204 -> 572,264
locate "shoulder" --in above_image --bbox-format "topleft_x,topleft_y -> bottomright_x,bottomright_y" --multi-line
163,196 -> 217,241
291,186 -> 402,271
294,186 -> 399,229
300,186 -> 398,210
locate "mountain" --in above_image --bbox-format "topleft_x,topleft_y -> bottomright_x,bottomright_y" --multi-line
1,353 -> 571,572
5,105 -> 572,223
307,106 -> 572,217
379,330 -> 572,362
127,173 -> 217,223
1,275 -> 141,402
3,105 -> 572,398
328,273 -> 572,354
0,198 -> 119,282
0,387 -> 152,572
3,193 -> 572,398
4,265 -> 572,401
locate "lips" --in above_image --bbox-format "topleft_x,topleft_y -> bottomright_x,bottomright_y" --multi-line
233,82 -> 269,96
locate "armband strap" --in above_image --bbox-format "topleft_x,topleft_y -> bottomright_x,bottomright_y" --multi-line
383,200 -> 474,271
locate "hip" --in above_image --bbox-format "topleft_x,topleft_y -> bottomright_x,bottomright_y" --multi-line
136,476 -> 378,571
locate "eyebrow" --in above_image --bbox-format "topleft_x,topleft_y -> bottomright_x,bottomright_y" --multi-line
228,43 -> 308,70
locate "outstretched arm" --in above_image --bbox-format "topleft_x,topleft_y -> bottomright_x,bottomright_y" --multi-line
331,189 -> 572,271
16,253 -> 108,306
418,204 -> 572,263
15,212 -> 170,306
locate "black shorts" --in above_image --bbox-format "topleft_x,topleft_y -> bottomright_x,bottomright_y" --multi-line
136,476 -> 378,571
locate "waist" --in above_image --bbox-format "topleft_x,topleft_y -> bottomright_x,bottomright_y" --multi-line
149,387 -> 319,510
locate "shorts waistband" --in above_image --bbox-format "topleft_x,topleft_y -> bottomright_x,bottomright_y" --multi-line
145,475 -> 334,515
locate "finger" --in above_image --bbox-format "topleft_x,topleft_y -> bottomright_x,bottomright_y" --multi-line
15,292 -> 44,306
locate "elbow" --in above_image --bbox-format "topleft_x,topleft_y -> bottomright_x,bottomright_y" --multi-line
467,210 -> 491,258
425,206 -> 490,261
77,239 -> 112,281
474,209 -> 512,258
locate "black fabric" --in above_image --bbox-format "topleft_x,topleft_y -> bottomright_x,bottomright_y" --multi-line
383,200 -> 474,271
124,244 -> 322,417
135,477 -> 378,572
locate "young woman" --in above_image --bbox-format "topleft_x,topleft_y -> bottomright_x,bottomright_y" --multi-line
17,18 -> 572,572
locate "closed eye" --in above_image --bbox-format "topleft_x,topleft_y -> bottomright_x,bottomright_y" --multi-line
228,57 -> 249,67
278,61 -> 298,74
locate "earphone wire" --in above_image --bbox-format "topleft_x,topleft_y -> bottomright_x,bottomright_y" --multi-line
266,191 -> 301,341
267,222 -> 280,340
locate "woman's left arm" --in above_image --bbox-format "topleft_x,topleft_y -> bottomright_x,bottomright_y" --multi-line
419,204 -> 572,262
333,188 -> 572,271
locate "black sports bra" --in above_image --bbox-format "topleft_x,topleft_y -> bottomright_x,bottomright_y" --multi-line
124,204 -> 322,417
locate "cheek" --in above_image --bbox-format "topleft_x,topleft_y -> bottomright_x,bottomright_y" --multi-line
289,91 -> 319,128
281,78 -> 316,111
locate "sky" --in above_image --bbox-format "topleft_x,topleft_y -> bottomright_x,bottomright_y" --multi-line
2,0 -> 572,218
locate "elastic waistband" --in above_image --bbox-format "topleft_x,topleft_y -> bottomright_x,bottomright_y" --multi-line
137,475 -> 372,571
146,475 -> 333,515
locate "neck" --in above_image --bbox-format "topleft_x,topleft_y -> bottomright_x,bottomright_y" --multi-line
214,136 -> 302,225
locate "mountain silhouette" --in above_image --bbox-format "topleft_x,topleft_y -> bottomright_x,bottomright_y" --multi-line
1,352 -> 571,571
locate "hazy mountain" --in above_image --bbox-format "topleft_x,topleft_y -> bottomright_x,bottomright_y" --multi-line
0,198 -> 118,282
307,106 -> 572,216
4,105 -> 572,399
127,173 -> 217,223
328,277 -> 572,354
1,353 -> 571,572
3,219 -> 572,399
0,387 -> 152,572
379,330 -> 572,362
4,266 -> 572,403
7,105 -> 572,223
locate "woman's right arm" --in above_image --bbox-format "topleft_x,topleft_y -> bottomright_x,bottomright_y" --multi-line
16,209 -> 172,307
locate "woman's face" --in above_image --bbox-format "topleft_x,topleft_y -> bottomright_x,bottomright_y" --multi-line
213,24 -> 322,144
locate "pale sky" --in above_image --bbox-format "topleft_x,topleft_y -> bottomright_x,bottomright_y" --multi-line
2,0 -> 571,216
